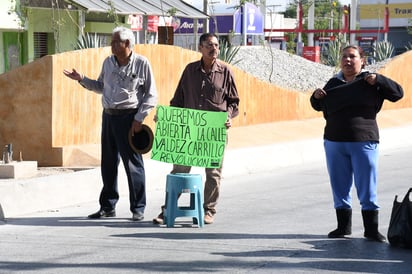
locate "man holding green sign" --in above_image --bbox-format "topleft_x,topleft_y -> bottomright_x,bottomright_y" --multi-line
152,33 -> 240,225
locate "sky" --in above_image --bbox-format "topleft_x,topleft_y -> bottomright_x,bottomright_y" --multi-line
265,0 -> 353,11
269,0 -> 353,11
189,0 -> 353,13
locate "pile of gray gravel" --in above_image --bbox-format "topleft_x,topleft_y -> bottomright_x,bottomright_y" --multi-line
232,45 -> 389,93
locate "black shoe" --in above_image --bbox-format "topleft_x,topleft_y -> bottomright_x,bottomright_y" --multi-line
362,210 -> 386,243
328,228 -> 351,238
88,209 -> 116,219
132,211 -> 144,221
328,208 -> 352,238
152,212 -> 164,225
364,231 -> 386,242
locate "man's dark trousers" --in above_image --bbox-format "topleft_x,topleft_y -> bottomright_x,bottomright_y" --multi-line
99,111 -> 146,214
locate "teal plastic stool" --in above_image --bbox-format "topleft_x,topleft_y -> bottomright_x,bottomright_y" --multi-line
164,173 -> 204,227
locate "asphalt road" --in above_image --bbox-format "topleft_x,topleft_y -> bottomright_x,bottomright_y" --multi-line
1,146 -> 411,273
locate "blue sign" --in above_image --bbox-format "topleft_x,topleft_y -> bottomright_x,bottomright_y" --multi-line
175,18 -> 204,34
176,3 -> 263,35
209,15 -> 235,34
175,16 -> 234,34
234,3 -> 263,35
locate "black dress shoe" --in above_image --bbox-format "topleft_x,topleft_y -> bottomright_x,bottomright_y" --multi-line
88,209 -> 116,219
152,212 -> 164,225
132,211 -> 144,221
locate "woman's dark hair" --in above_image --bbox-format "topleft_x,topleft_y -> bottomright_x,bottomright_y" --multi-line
342,45 -> 366,68
342,45 -> 365,58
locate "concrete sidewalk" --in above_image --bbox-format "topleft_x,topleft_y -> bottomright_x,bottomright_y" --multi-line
1,108 -> 412,219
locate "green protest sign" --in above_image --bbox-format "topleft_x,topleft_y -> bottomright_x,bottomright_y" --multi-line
151,105 -> 228,168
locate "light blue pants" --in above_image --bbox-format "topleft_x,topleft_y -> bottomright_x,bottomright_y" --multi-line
324,140 -> 380,211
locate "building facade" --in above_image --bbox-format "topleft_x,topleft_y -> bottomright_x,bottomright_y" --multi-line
0,0 -> 207,74
358,0 -> 411,54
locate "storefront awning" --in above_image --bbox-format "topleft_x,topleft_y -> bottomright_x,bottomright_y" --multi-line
145,0 -> 208,19
69,0 -> 208,19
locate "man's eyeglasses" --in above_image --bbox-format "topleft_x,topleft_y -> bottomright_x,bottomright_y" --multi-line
202,43 -> 219,49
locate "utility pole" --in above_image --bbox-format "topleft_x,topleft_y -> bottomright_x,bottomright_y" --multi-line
308,1 -> 315,46
349,0 -> 357,45
203,0 -> 209,33
384,0 -> 388,41
330,0 -> 334,37
242,2 -> 247,45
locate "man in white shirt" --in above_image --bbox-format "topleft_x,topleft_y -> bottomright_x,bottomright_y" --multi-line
63,26 -> 158,221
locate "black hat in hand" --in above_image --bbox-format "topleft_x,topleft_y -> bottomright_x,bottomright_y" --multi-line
128,124 -> 154,154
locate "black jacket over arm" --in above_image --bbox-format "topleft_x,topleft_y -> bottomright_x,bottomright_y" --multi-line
310,72 -> 404,142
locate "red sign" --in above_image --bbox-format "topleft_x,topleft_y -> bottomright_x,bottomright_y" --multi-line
147,16 -> 159,32
302,46 -> 320,63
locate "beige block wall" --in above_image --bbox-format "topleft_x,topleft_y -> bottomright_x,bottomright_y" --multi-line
0,57 -> 58,165
0,45 -> 411,166
375,51 -> 412,110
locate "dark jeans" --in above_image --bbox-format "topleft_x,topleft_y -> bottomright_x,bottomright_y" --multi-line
99,111 -> 146,213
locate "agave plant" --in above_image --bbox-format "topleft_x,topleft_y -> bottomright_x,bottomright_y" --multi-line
405,41 -> 412,51
218,39 -> 241,65
75,32 -> 103,50
321,39 -> 343,68
373,41 -> 394,62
